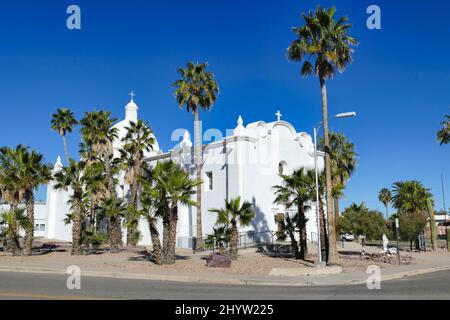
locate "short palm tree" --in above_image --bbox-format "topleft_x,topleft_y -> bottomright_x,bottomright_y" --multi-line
51,108 -> 78,163
172,61 -> 219,251
204,226 -> 230,255
152,161 -> 200,264
53,160 -> 87,255
0,145 -> 28,255
0,208 -> 30,255
16,149 -> 52,256
119,120 -> 155,245
378,188 -> 392,220
437,114 -> 449,145
138,177 -> 164,265
391,180 -> 432,249
275,213 -> 300,259
288,6 -> 358,264
209,197 -> 255,260
273,168 -> 315,260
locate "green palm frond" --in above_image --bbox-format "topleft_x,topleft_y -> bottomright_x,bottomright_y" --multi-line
288,6 -> 358,80
51,108 -> 78,136
172,61 -> 219,113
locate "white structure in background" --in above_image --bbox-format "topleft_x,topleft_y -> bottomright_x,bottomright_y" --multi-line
2,96 -> 325,249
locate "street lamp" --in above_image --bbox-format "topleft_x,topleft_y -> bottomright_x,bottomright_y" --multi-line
313,111 -> 356,267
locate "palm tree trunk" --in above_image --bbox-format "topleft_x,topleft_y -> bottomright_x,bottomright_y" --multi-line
320,77 -> 339,265
148,218 -> 163,265
126,180 -> 139,246
319,197 -> 329,261
62,134 -> 70,164
194,109 -> 204,251
288,231 -> 300,259
104,159 -> 122,251
23,190 -> 35,256
298,203 -> 308,260
9,204 -> 21,256
71,193 -> 83,255
230,222 -> 238,260
333,195 -> 340,222
385,206 -> 389,221
165,206 -> 178,265
162,215 -> 170,260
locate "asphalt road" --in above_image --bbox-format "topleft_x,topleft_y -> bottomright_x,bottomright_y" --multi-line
0,270 -> 450,300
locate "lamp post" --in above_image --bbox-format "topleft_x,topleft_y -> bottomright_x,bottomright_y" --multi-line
313,112 -> 356,267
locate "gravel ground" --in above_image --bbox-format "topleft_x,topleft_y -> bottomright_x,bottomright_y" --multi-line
1,239 -> 447,276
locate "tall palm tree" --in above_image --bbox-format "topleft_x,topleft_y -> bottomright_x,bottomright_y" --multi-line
80,111 -> 122,252
53,160 -> 87,255
0,145 -> 28,255
119,120 -> 155,245
273,168 -> 315,260
288,6 -> 358,264
437,114 -> 449,145
152,161 -> 200,264
172,61 -> 219,251
326,132 -> 357,219
51,108 -> 78,163
378,188 -> 392,220
16,149 -> 52,256
209,197 -> 255,260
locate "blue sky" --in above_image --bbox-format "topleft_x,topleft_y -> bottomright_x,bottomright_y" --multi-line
0,0 -> 448,212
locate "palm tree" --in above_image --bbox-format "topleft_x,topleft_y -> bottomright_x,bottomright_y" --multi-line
391,180 -> 432,250
172,61 -> 219,251
326,132 -> 357,219
119,120 -> 155,245
152,161 -> 200,264
16,149 -> 52,256
209,197 -> 255,260
273,168 -> 315,260
97,196 -> 125,253
51,108 -> 78,163
205,226 -> 230,255
138,176 -> 164,265
80,111 -> 121,251
288,6 -> 358,264
437,114 -> 449,145
378,188 -> 392,220
0,145 -> 28,255
53,160 -> 87,255
275,212 -> 300,259
0,208 -> 30,255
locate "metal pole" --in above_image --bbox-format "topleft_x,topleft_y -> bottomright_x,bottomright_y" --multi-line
442,173 -> 447,222
442,173 -> 448,251
395,218 -> 401,265
314,127 -> 323,266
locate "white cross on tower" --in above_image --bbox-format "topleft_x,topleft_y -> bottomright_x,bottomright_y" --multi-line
276,110 -> 282,122
129,90 -> 136,101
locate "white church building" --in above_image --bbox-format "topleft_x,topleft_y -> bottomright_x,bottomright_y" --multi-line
5,96 -> 325,249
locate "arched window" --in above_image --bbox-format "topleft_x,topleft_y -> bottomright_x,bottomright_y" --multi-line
278,161 -> 287,175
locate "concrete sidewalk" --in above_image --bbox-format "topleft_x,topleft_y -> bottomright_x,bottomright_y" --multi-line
1,254 -> 450,287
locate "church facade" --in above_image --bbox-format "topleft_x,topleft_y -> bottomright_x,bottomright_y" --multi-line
10,97 -> 325,249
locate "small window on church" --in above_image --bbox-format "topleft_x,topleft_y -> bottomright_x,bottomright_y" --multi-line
278,161 -> 287,175
205,172 -> 213,191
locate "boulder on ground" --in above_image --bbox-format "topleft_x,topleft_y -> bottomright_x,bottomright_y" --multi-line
206,253 -> 231,268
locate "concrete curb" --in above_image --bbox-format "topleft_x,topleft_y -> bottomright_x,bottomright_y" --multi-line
1,264 -> 450,287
